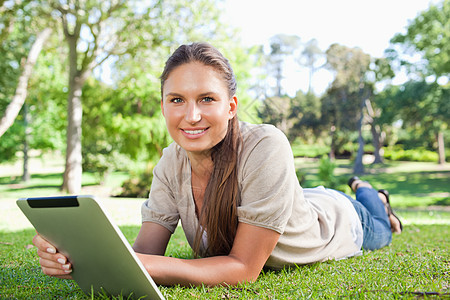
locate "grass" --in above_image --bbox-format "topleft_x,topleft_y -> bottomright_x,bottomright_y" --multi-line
1,154 -> 449,299
1,225 -> 449,299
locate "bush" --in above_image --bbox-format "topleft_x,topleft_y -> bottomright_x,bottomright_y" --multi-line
116,165 -> 153,198
318,155 -> 336,184
384,146 -> 439,162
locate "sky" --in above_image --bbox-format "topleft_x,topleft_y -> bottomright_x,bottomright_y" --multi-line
223,0 -> 439,95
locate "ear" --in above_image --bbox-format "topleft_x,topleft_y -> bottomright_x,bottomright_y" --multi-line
160,99 -> 165,117
228,95 -> 238,120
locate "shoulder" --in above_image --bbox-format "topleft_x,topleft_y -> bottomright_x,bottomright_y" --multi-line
239,121 -> 292,160
153,142 -> 187,175
239,121 -> 290,150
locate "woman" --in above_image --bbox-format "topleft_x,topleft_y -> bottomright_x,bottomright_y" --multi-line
33,42 -> 402,287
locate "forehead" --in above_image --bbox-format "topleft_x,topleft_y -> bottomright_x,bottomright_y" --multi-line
163,62 -> 228,95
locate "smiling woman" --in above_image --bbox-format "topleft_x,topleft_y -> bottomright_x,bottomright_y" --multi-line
32,42 -> 402,287
161,62 -> 238,157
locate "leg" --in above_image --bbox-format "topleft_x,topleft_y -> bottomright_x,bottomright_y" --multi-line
338,187 -> 392,250
349,198 -> 392,251
349,177 -> 402,234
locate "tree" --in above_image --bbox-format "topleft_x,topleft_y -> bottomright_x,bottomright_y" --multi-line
45,0 -> 161,193
0,1 -> 53,138
377,81 -> 449,164
387,0 -> 449,164
365,57 -> 395,164
0,0 -> 62,180
0,28 -> 51,138
257,96 -> 292,135
297,38 -> 324,94
266,34 -> 301,96
289,90 -> 322,143
323,44 -> 371,174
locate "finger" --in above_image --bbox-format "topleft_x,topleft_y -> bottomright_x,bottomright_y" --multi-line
41,265 -> 73,277
39,256 -> 72,275
36,249 -> 72,275
33,234 -> 56,254
39,257 -> 70,270
36,248 -> 68,262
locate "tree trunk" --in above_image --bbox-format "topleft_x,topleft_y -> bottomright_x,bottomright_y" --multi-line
0,28 -> 52,137
353,128 -> 365,174
364,99 -> 384,164
329,125 -> 336,160
276,64 -> 282,97
437,131 -> 446,165
371,124 -> 384,164
61,79 -> 83,194
353,93 -> 366,175
22,103 -> 31,182
61,34 -> 85,194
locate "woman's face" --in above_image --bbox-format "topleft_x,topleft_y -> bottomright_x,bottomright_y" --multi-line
161,62 -> 237,157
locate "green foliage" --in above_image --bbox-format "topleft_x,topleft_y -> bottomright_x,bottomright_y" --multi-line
316,155 -> 347,189
389,0 -> 449,78
376,81 -> 449,160
384,146 -> 439,162
116,166 -> 153,198
289,91 -> 322,141
257,96 -> 292,135
318,155 -> 336,182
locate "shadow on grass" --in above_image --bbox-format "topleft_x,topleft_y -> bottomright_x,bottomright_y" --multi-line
339,170 -> 450,196
0,172 -> 102,195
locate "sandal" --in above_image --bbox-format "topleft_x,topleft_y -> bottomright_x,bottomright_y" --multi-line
347,176 -> 366,192
378,189 -> 403,233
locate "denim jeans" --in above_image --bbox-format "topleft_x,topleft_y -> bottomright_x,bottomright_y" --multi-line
339,187 -> 392,251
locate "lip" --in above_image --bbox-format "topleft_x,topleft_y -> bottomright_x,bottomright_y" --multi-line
180,127 -> 209,139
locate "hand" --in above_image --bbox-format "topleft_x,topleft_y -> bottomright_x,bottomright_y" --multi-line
32,233 -> 73,279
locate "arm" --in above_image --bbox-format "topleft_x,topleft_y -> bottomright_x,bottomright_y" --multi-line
133,221 -> 172,255
136,222 -> 280,287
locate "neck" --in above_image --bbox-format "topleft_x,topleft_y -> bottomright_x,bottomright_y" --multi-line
187,151 -> 214,179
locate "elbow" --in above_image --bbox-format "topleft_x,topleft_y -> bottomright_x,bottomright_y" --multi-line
222,256 -> 262,286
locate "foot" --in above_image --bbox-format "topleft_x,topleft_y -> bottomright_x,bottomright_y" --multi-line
377,189 -> 403,234
347,176 -> 372,192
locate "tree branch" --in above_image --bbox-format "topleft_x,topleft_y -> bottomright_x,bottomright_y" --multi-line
0,28 -> 53,137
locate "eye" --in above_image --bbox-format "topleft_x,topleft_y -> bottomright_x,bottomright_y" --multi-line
170,98 -> 183,103
201,96 -> 214,103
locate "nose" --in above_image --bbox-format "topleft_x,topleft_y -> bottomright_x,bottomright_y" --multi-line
185,102 -> 202,124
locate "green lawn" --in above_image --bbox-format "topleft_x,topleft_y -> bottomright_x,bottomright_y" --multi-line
0,156 -> 449,299
1,224 -> 449,299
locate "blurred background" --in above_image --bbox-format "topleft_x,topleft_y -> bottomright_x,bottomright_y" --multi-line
0,0 -> 448,209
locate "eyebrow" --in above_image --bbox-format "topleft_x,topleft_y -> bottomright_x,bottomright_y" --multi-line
164,91 -> 219,98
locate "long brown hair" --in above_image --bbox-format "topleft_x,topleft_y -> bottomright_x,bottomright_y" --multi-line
160,43 -> 242,256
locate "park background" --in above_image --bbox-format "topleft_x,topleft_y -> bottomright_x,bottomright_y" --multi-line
0,0 -> 449,299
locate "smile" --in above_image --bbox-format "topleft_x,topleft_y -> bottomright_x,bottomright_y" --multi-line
183,129 -> 206,134
181,127 -> 210,137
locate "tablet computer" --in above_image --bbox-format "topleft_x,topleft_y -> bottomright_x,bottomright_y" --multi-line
16,195 -> 165,300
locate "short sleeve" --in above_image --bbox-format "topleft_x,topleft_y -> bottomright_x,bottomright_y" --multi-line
237,125 -> 298,234
141,145 -> 180,233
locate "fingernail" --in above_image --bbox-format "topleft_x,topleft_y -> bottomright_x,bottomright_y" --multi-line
62,264 -> 71,270
57,258 -> 65,264
64,269 -> 72,273
47,247 -> 56,254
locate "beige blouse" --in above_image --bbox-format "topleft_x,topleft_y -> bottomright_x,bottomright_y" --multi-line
142,122 -> 362,269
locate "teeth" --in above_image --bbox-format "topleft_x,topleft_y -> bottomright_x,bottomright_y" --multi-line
184,129 -> 205,134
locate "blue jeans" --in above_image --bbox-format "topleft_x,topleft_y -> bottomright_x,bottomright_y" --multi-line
340,187 -> 392,251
